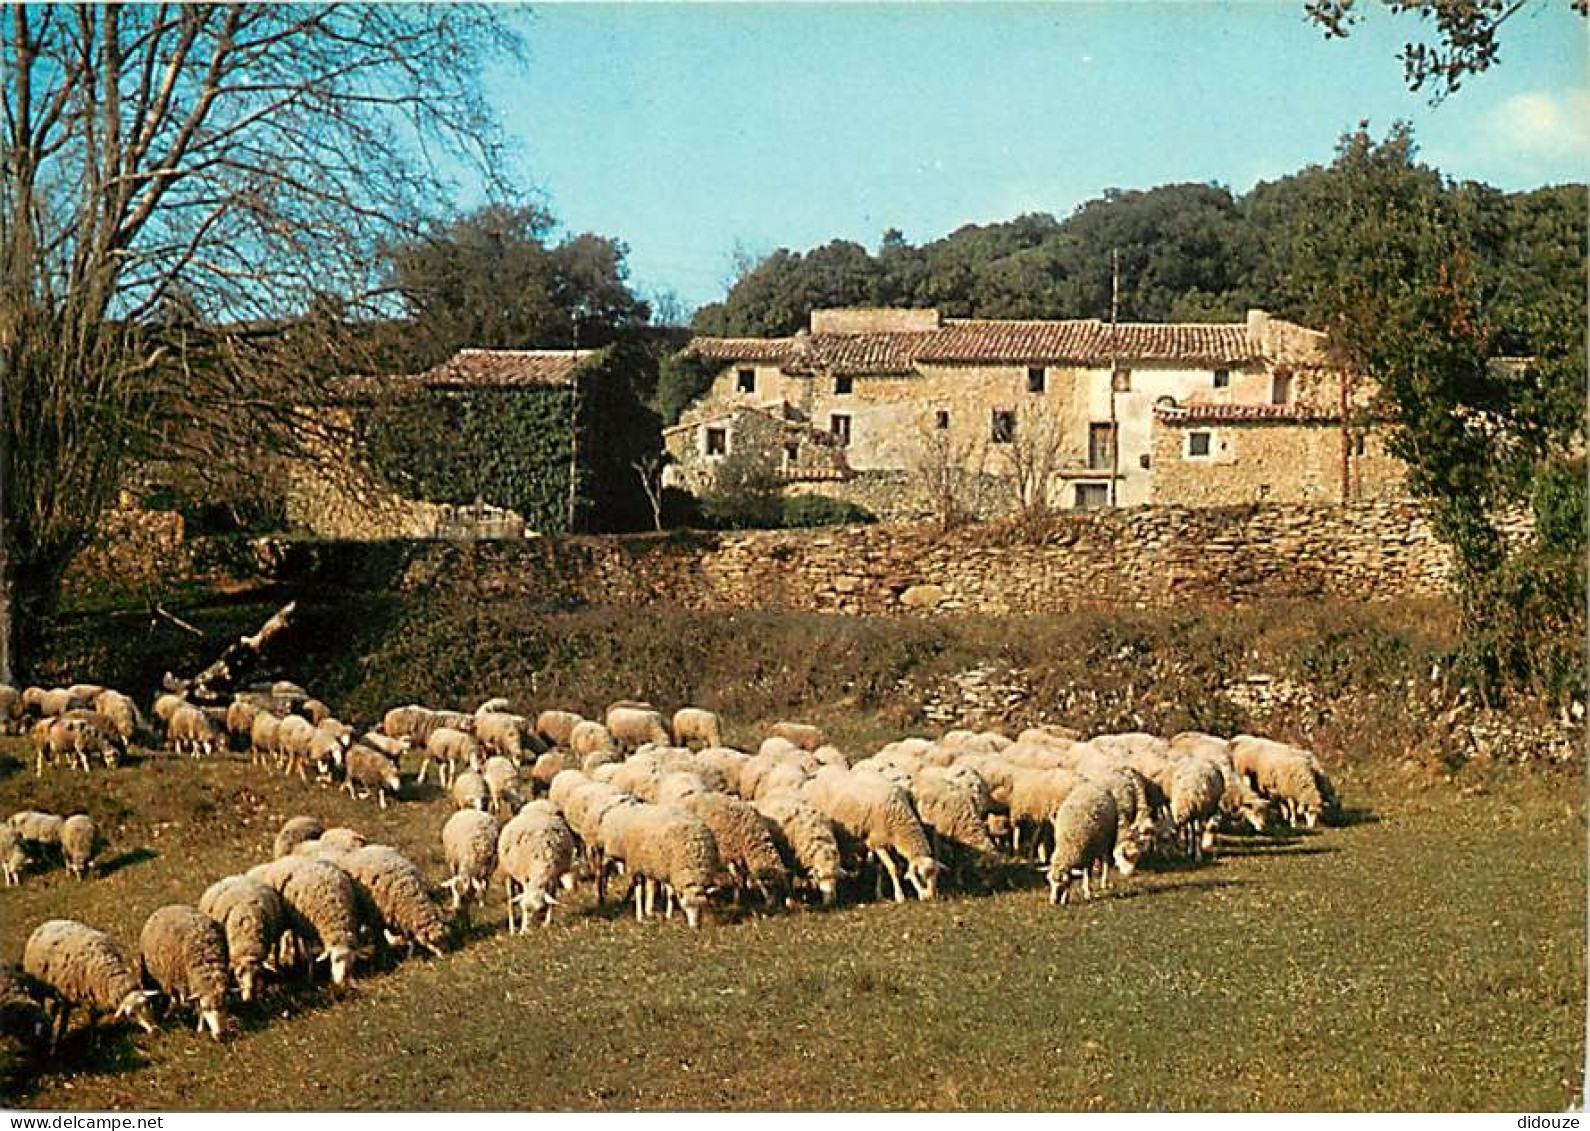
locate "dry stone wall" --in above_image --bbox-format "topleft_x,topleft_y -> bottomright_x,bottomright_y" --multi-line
257,500 -> 1468,614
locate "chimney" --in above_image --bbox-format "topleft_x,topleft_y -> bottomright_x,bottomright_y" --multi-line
810,308 -> 941,335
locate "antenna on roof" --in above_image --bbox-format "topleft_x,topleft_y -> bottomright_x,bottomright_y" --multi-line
1108,247 -> 1120,508
1110,247 -> 1120,328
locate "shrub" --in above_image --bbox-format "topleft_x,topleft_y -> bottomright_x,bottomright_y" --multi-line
780,495 -> 876,528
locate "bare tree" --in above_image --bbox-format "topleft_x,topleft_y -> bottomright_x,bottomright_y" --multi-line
909,413 -> 990,532
0,5 -> 520,681
632,452 -> 668,533
991,403 -> 1070,524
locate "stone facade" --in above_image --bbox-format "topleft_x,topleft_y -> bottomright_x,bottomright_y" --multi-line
255,502 -> 1469,615
671,307 -> 1407,517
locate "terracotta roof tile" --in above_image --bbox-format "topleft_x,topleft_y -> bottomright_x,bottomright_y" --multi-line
333,349 -> 594,399
920,319 -> 1255,365
791,332 -> 933,376
1154,402 -> 1340,423
686,337 -> 801,364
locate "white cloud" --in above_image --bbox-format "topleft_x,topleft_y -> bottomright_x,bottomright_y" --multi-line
1493,88 -> 1590,164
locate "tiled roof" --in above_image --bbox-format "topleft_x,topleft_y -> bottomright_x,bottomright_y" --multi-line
686,337 -> 801,363
1154,402 -> 1340,424
334,349 -> 594,399
789,332 -> 933,376
920,319 -> 1255,365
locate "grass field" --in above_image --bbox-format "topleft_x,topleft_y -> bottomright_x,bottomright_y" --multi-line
0,740 -> 1582,1111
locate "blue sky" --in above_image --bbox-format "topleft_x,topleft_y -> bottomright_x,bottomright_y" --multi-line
481,2 -> 1589,312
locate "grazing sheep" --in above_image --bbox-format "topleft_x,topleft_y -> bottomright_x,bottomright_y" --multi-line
801,767 -> 940,902
482,755 -> 524,815
678,792 -> 788,907
59,814 -> 100,881
9,812 -> 64,866
151,692 -> 187,734
769,721 -> 824,751
911,766 -> 1001,889
381,704 -> 432,744
1230,736 -> 1335,828
693,747 -> 750,796
317,827 -> 367,854
138,905 -> 229,1040
753,760 -> 812,802
606,706 -> 672,751
169,704 -> 224,759
474,712 -> 542,764
249,710 -> 284,769
23,919 -> 156,1048
450,769 -> 490,812
245,856 -> 363,986
672,707 -> 723,750
498,801 -> 577,930
1170,756 -> 1227,861
530,749 -> 577,795
197,875 -> 285,1003
34,688 -> 92,719
227,696 -> 271,755
553,774 -> 637,905
421,727 -> 481,788
598,802 -> 719,928
272,816 -> 325,860
344,744 -> 403,809
535,709 -> 585,748
274,714 -> 318,778
569,720 -> 617,759
1006,767 -> 1084,861
1046,783 -> 1121,906
34,712 -> 119,774
0,684 -> 22,735
300,698 -> 332,726
358,729 -> 411,764
441,810 -> 499,913
1073,765 -> 1149,875
339,845 -> 452,957
754,793 -> 845,906
0,825 -> 26,885
91,690 -> 143,746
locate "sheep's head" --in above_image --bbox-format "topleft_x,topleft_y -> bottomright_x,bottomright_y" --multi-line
114,989 -> 158,1033
321,945 -> 355,986
676,884 -> 710,928
234,958 -> 262,1003
195,993 -> 226,1041
1113,836 -> 1141,878
1238,797 -> 1272,833
904,857 -> 941,901
1046,864 -> 1079,906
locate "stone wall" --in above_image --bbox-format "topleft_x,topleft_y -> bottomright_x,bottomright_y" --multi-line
1150,420 -> 1408,506
62,497 -> 192,591
258,501 -> 1469,615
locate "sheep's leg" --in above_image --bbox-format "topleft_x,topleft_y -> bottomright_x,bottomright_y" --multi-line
504,877 -> 517,933
874,848 -> 906,903
378,789 -> 388,811
634,880 -> 647,922
417,757 -> 431,786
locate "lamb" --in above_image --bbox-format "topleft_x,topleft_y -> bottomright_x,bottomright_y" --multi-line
1046,782 -> 1121,906
169,703 -> 224,758
10,811 -> 64,865
23,919 -> 156,1048
474,711 -> 542,764
0,825 -> 26,885
450,769 -> 490,811
245,856 -> 363,986
482,755 -> 524,815
535,709 -> 585,748
678,791 -> 788,906
138,905 -> 230,1040
801,766 -> 940,902
272,815 -> 325,860
197,874 -> 285,1002
441,809 -> 499,913
910,766 -> 1001,889
498,801 -> 577,930
343,743 -> 403,808
1170,756 -> 1227,861
769,721 -> 824,751
59,814 -> 101,880
753,793 -> 845,906
597,802 -> 719,927
672,707 -> 723,750
338,845 -> 452,957
420,726 -> 481,788
606,706 -> 672,750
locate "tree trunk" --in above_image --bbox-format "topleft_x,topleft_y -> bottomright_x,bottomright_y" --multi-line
165,600 -> 298,704
0,547 -> 61,687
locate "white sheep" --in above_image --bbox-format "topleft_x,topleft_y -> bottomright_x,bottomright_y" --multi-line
474,711 -> 542,764
598,802 -> 719,927
441,809 -> 499,914
344,743 -> 403,809
606,706 -> 672,750
274,714 -> 318,778
753,793 -> 845,905
569,720 -> 617,759
197,874 -> 285,1003
482,755 -> 524,815
1006,767 -> 1084,861
1046,782 -> 1120,906
246,856 -> 363,986
535,709 -> 585,748
272,815 -> 325,860
421,726 -> 481,788
339,845 -> 452,957
801,766 -> 940,902
498,801 -> 576,930
23,919 -> 156,1049
1231,736 -> 1333,828
91,690 -> 142,747
678,791 -> 789,906
450,769 -> 490,811
911,765 -> 1000,889
0,824 -> 25,885
553,773 -> 637,905
672,707 -> 723,750
769,721 -> 824,751
169,703 -> 224,759
1170,756 -> 1227,861
138,905 -> 230,1041
59,814 -> 100,881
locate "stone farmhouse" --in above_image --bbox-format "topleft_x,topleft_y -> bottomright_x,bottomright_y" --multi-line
666,307 -> 1406,520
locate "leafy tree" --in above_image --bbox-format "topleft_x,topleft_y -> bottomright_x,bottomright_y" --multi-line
0,4 -> 519,682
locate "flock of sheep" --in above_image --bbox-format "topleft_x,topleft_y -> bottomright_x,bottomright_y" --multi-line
0,678 -> 1340,1074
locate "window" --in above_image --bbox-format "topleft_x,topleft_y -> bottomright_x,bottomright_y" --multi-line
1139,453 -> 1151,470
1087,422 -> 1117,471
991,409 -> 1016,444
1353,433 -> 1367,456
1187,431 -> 1212,458
784,442 -> 800,466
704,427 -> 728,456
737,368 -> 756,394
834,375 -> 853,395
1074,483 -> 1109,510
1213,369 -> 1230,388
830,413 -> 851,447
1112,367 -> 1132,393
1027,366 -> 1046,394
934,410 -> 950,430
1271,371 -> 1292,405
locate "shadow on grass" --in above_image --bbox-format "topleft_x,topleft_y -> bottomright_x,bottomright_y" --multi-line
1329,806 -> 1380,828
98,847 -> 159,877
1109,876 -> 1254,902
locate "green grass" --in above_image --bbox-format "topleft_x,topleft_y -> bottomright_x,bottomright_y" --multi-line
0,743 -> 1582,1111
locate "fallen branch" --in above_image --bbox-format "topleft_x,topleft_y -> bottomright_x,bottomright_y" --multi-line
163,600 -> 297,704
